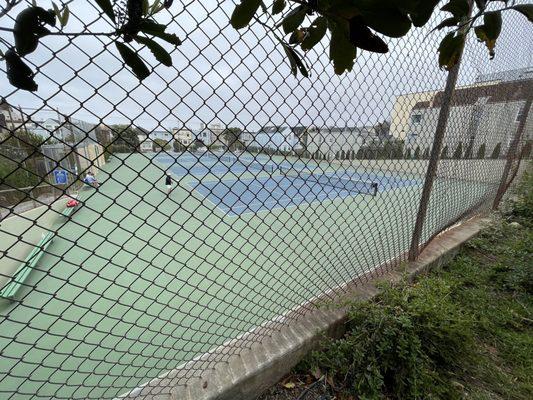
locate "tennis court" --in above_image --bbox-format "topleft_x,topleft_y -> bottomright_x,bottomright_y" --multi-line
191,171 -> 420,216
0,152 -> 495,399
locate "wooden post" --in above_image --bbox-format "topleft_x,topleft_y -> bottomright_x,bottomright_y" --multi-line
408,1 -> 473,261
492,96 -> 532,210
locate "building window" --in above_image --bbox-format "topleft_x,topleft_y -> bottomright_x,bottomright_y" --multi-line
516,103 -> 526,123
411,114 -> 422,124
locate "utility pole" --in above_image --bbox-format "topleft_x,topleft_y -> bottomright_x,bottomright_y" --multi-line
492,95 -> 532,209
408,1 -> 473,261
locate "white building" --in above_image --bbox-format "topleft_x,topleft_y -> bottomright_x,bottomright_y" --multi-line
173,127 -> 192,146
405,78 -> 533,157
248,126 -> 303,154
152,130 -> 174,145
172,123 -> 224,147
306,126 -> 375,160
137,130 -> 153,152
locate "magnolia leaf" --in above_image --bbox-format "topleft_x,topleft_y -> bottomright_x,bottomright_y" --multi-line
438,32 -> 465,70
301,16 -> 327,51
474,11 -> 502,59
151,0 -> 161,13
432,17 -> 458,32
52,2 -> 61,20
289,29 -> 305,44
5,49 -> 38,91
135,35 -> 172,66
151,31 -> 181,46
14,7 -> 56,56
349,17 -> 388,53
474,0 -> 486,11
272,0 -> 286,15
138,19 -> 181,44
139,19 -> 166,34
512,4 -> 533,23
410,0 -> 440,27
116,42 -> 150,80
357,3 -> 411,38
231,0 -> 261,29
282,5 -> 307,35
441,0 -> 470,19
329,18 -> 356,74
95,0 -> 116,22
281,42 -> 308,77
142,0 -> 149,16
61,6 -> 70,27
484,11 -> 502,39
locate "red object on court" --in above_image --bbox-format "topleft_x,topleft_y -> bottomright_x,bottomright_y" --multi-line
66,199 -> 79,208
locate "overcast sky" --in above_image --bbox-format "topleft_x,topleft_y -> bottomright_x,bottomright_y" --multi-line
1,1 -> 532,131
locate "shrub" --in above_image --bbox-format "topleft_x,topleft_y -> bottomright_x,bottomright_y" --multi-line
302,280 -> 475,399
476,143 -> 486,159
452,142 -> 463,159
491,142 -> 502,159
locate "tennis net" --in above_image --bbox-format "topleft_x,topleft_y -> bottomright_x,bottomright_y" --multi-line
207,152 -> 276,173
206,152 -> 237,163
280,167 -> 379,196
241,159 -> 277,173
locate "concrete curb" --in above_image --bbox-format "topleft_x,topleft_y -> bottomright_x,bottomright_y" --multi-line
121,216 -> 490,400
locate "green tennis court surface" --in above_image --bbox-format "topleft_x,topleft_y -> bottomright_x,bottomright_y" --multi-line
0,153 -> 495,399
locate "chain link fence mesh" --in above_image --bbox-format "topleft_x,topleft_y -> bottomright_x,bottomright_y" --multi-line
1,1 -> 532,399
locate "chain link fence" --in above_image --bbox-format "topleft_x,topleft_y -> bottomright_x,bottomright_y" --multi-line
0,1 -> 532,399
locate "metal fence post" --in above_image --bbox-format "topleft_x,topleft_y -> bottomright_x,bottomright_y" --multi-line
408,1 -> 473,261
492,96 -> 532,210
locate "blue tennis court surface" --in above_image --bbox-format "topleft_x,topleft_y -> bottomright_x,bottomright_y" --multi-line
191,173 -> 420,216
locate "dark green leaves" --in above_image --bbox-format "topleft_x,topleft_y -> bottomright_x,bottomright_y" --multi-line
433,17 -> 458,32
150,31 -> 181,46
281,42 -> 308,77
138,19 -> 166,34
5,49 -> 38,91
281,5 -> 307,34
231,0 -> 261,29
484,11 -> 502,38
512,4 -> 533,23
356,1 -> 412,38
116,42 -> 150,80
438,32 -> 465,70
14,7 -> 56,56
474,0 -> 486,11
328,19 -> 357,75
441,0 -> 470,19
301,16 -> 328,51
95,0 -> 115,22
53,3 -> 70,27
474,11 -> 502,59
410,0 -> 439,27
138,19 -> 182,45
349,17 -> 388,53
135,36 -> 172,66
272,0 -> 286,15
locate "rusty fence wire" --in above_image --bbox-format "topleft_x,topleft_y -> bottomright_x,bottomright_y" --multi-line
0,1 -> 532,399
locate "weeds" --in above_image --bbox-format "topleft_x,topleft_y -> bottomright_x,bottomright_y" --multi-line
296,165 -> 533,400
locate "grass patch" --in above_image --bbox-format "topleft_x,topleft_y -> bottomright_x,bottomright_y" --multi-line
293,167 -> 533,400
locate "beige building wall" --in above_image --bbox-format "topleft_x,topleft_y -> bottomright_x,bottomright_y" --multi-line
390,91 -> 437,139
76,142 -> 106,174
173,128 -> 193,145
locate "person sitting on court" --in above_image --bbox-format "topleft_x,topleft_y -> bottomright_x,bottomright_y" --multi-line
165,173 -> 173,195
83,171 -> 99,188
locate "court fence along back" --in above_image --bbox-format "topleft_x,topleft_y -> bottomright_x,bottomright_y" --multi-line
0,1 -> 532,399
